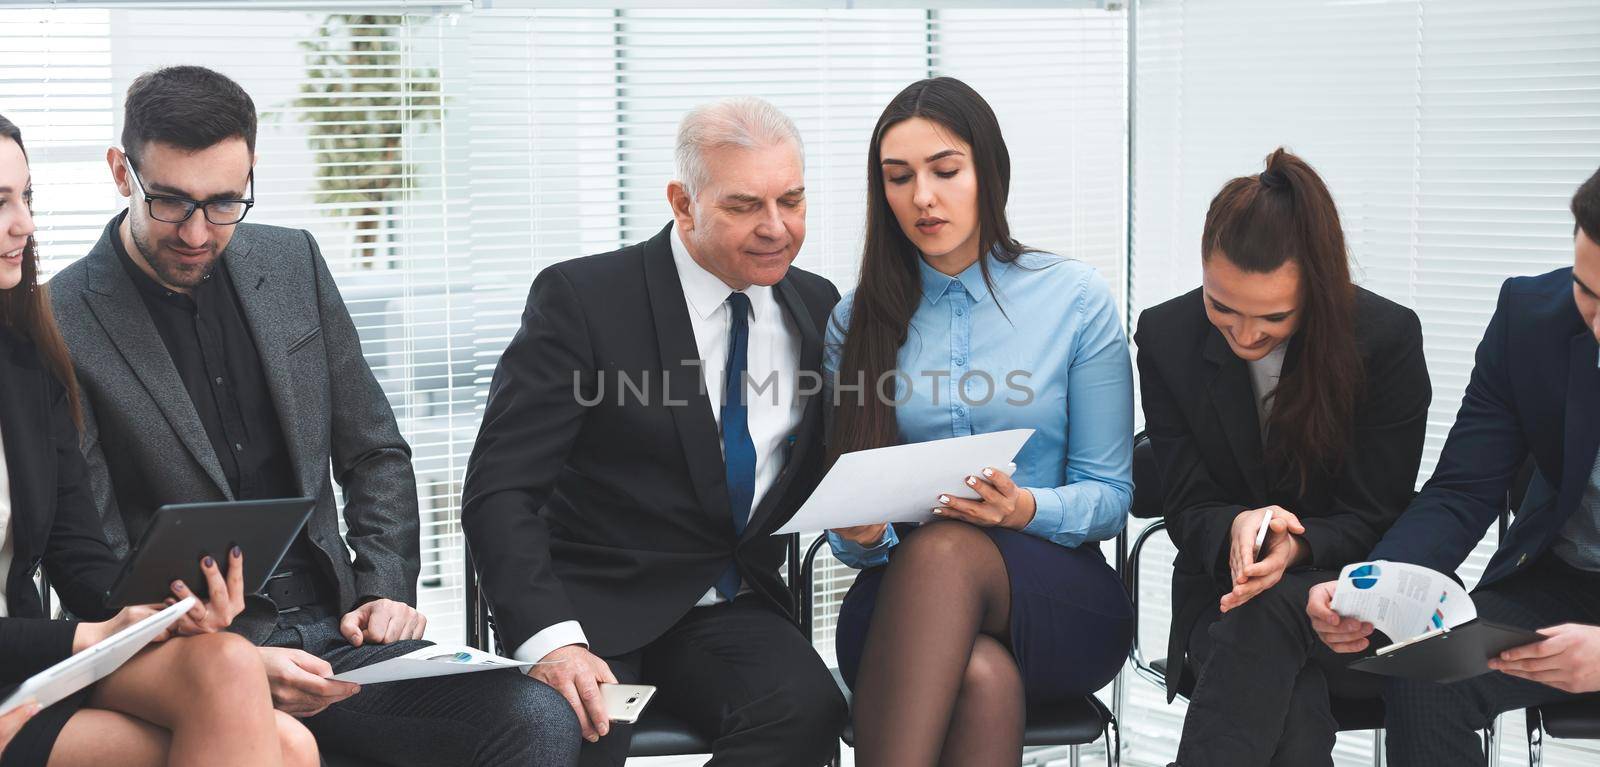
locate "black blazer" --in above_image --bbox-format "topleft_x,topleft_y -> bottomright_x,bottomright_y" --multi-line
461,223 -> 840,658
1371,268 -> 1599,587
1134,286 -> 1430,700
0,326 -> 121,685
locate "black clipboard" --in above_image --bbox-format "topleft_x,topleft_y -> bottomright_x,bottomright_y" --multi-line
1349,619 -> 1546,684
105,497 -> 317,607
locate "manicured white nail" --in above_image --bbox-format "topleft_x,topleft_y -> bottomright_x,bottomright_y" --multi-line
966,477 -> 977,487
938,495 -> 950,504
983,468 -> 994,478
931,508 -> 943,515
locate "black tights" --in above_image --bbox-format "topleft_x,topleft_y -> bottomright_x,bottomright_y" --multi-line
852,521 -> 1024,767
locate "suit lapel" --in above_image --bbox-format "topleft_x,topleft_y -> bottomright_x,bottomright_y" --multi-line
742,278 -> 821,540
82,232 -> 232,497
225,235 -> 311,497
1203,329 -> 1269,500
1558,332 -> 1600,522
642,225 -> 732,528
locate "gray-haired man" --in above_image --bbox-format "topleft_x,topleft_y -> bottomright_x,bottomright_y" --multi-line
463,97 -> 847,766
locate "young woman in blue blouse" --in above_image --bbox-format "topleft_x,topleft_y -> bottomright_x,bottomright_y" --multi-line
825,77 -> 1135,766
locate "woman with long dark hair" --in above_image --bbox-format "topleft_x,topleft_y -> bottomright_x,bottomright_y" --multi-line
824,77 -> 1135,765
0,114 -> 316,767
1136,148 -> 1431,767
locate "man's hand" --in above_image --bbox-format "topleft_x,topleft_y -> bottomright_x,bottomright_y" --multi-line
1306,580 -> 1374,653
1221,506 -> 1307,612
532,644 -> 618,744
259,647 -> 361,718
1489,624 -> 1600,693
339,599 -> 427,647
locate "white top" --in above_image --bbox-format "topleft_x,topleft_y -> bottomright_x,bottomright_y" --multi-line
1247,342 -> 1288,443
512,223 -> 805,663
0,417 -> 12,618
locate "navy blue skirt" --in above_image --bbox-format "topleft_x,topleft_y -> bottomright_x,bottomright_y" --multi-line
835,526 -> 1133,705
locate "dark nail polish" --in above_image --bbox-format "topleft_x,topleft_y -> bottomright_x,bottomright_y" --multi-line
173,580 -> 187,592
203,556 -> 216,568
230,545 -> 241,558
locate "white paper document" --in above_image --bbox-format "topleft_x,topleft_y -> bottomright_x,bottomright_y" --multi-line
328,644 -> 548,685
1330,561 -> 1477,649
0,596 -> 198,717
773,429 -> 1035,536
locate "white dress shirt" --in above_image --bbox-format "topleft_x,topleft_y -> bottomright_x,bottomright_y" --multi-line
513,223 -> 804,663
0,417 -> 12,618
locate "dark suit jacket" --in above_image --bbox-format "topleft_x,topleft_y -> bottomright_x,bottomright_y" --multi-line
0,327 -> 121,684
1135,286 -> 1431,700
462,223 -> 840,658
1371,268 -> 1598,588
49,218 -> 420,642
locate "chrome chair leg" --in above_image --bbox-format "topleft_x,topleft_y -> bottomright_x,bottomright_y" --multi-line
1371,728 -> 1383,767
1485,715 -> 1500,767
1528,708 -> 1545,767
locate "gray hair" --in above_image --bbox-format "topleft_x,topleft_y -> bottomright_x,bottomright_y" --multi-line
674,96 -> 804,200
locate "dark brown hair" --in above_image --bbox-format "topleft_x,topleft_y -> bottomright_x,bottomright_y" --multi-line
828,77 -> 1028,464
1203,147 -> 1361,488
1574,164 -> 1600,243
122,65 -> 257,165
0,113 -> 84,430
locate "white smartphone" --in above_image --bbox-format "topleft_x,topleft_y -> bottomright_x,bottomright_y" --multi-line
601,683 -> 657,724
1251,507 -> 1274,558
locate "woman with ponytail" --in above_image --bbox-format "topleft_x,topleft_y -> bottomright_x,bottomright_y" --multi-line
823,77 -> 1135,765
1136,148 -> 1432,767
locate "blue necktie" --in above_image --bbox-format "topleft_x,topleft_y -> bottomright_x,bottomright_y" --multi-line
716,291 -> 757,600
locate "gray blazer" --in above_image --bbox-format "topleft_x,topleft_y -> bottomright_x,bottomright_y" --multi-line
49,219 -> 420,642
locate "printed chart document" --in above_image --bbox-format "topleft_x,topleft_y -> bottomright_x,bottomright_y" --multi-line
0,596 -> 198,716
1331,561 -> 1544,683
328,644 -> 550,685
773,429 -> 1035,536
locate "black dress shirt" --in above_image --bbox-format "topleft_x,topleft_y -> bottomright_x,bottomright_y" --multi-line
111,213 -> 332,605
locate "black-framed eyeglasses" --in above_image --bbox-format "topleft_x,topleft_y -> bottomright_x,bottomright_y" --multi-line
125,158 -> 255,226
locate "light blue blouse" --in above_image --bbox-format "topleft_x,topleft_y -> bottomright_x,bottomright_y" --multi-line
824,251 -> 1134,569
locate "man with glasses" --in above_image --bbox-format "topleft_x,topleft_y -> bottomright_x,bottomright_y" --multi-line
48,65 -> 581,766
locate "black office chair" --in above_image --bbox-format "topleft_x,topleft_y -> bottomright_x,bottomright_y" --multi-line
796,535 -> 1121,767
462,535 -> 837,762
1123,432 -> 1394,765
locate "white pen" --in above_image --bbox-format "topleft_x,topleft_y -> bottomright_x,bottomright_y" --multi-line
1251,507 -> 1274,559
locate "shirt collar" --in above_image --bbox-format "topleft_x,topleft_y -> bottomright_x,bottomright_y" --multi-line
918,252 -> 998,306
669,221 -> 774,322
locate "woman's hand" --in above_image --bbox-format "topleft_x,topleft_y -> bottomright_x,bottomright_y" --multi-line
1221,506 -> 1307,613
933,466 -> 1035,530
72,549 -> 249,652
166,547 -> 248,636
72,604 -> 165,653
831,524 -> 890,547
0,703 -> 41,755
